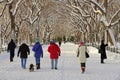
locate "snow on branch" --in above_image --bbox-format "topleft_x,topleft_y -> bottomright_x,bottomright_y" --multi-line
109,8 -> 120,26
75,6 -> 90,18
86,0 -> 106,15
0,4 -> 7,17
6,0 -> 13,4
66,4 -> 90,18
0,0 -> 14,17
29,16 -> 38,25
24,0 -> 42,25
101,8 -> 120,27
101,15 -> 109,26
28,9 -> 41,24
111,18 -> 120,26
91,5 -> 102,15
12,0 -> 23,16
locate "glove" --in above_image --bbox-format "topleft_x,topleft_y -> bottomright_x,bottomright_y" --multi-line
106,44 -> 108,46
41,54 -> 43,58
59,53 -> 61,56
77,53 -> 79,57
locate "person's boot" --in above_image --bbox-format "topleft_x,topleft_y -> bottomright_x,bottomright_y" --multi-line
38,63 -> 40,69
55,67 -> 57,70
81,67 -> 85,74
101,59 -> 104,63
36,63 -> 40,69
10,57 -> 13,62
36,64 -> 38,69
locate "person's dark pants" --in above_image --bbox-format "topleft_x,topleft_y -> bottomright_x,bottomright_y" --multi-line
35,57 -> 40,69
81,63 -> 86,67
10,53 -> 14,62
101,59 -> 104,63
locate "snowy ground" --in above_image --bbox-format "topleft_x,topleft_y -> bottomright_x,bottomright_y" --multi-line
0,42 -> 120,80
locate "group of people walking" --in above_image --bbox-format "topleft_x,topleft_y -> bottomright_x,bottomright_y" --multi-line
7,39 -> 108,73
7,39 -> 61,70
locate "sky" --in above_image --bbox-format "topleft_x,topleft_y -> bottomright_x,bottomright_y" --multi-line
0,42 -> 120,80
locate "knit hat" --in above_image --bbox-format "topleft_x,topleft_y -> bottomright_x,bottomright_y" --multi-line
50,40 -> 55,44
36,38 -> 40,42
80,41 -> 85,46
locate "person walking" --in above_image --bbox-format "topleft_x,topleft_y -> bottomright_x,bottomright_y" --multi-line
100,40 -> 108,63
77,41 -> 86,73
48,40 -> 61,70
7,39 -> 16,62
17,42 -> 30,69
58,40 -> 62,47
32,40 -> 43,69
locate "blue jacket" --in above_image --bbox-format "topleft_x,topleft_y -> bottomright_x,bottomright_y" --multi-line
32,42 -> 43,58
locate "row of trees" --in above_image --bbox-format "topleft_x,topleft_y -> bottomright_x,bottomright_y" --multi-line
0,0 -> 120,53
66,0 -> 120,45
66,0 -> 120,53
0,0 -> 70,52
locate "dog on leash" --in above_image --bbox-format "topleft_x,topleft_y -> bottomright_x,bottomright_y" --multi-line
29,64 -> 34,72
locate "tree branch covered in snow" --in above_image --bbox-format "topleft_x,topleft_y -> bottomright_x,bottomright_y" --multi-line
24,0 -> 43,25
67,0 -> 90,18
0,4 -> 7,17
87,0 -> 120,28
12,0 -> 23,16
109,8 -> 120,27
28,9 -> 41,24
111,18 -> 120,26
85,0 -> 106,15
0,0 -> 119,47
0,0 -> 14,17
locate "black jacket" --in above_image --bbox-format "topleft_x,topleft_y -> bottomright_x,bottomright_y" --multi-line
100,43 -> 108,59
18,43 -> 30,58
7,40 -> 16,54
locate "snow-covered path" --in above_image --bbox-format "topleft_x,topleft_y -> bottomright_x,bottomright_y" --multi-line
0,42 -> 120,80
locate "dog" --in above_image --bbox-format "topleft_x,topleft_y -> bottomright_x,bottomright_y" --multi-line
29,64 -> 34,72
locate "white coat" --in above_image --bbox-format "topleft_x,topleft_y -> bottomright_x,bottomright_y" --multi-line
77,45 -> 86,63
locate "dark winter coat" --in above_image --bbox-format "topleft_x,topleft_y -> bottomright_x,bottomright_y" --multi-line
7,39 -> 16,55
48,43 -> 61,59
32,42 -> 43,58
100,42 -> 108,59
17,43 -> 30,58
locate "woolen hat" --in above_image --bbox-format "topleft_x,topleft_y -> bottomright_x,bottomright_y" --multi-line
80,41 -> 85,46
36,38 -> 40,42
50,40 -> 55,43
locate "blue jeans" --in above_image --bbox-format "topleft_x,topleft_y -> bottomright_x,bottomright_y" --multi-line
35,57 -> 40,64
21,58 -> 27,69
51,59 -> 58,69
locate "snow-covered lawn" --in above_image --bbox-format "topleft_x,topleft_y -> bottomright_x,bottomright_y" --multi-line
0,42 -> 120,80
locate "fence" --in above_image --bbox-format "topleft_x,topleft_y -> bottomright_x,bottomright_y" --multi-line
92,44 -> 120,54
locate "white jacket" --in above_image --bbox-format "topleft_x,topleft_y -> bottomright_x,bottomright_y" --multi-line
77,45 -> 86,63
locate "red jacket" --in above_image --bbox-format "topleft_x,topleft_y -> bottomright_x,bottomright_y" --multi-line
48,43 -> 61,59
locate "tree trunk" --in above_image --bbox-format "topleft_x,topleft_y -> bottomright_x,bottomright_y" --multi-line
0,26 -> 1,53
9,4 -> 16,41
